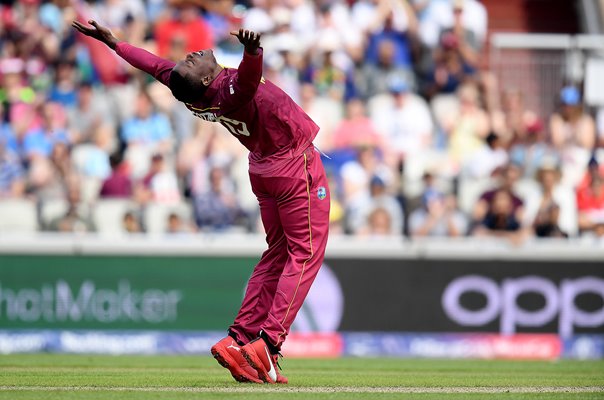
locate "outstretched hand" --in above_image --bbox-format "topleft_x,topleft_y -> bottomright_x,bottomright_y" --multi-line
230,29 -> 261,55
72,20 -> 119,50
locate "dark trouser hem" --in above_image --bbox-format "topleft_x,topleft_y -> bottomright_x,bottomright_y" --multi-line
259,330 -> 280,354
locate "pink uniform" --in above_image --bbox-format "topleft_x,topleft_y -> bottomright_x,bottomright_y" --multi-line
116,43 -> 330,350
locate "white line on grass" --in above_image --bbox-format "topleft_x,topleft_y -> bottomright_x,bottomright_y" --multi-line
0,386 -> 603,394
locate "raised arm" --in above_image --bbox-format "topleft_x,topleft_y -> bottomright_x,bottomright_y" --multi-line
221,29 -> 263,111
115,43 -> 175,86
72,20 -> 175,86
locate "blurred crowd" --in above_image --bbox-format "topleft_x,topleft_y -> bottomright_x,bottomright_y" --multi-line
1,0 -> 604,240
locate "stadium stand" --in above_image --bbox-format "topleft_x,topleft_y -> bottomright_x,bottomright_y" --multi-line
0,0 -> 603,242
0,199 -> 38,233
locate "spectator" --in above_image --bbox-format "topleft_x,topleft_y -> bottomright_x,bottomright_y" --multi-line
472,163 -> 524,228
48,60 -> 79,108
423,30 -> 477,97
331,98 -> 382,151
122,210 -> 143,233
418,0 -> 487,50
119,8 -> 148,47
137,153 -> 181,204
92,0 -> 146,29
577,157 -> 604,192
184,127 -> 239,199
23,102 -> 70,161
530,163 -> 568,238
47,181 -> 95,233
73,125 -> 113,180
0,105 -> 19,156
288,0 -> 317,42
193,166 -> 245,231
302,36 -> 350,101
358,38 -> 415,99
349,175 -> 404,235
409,192 -> 467,237
351,0 -> 379,34
577,166 -> 604,237
67,82 -> 116,144
121,90 -> 172,154
28,141 -> 73,200
365,0 -> 418,71
242,0 -> 278,35
550,86 -> 596,152
509,116 -> 556,179
312,1 -> 362,58
0,143 -> 25,198
0,60 -> 36,112
472,188 -> 526,243
340,145 -> 393,207
263,28 -> 303,103
145,0 -> 168,25
73,8 -> 129,85
370,77 -> 434,166
155,5 -> 214,60
492,89 -> 536,146
464,132 -> 508,179
99,153 -> 132,198
203,0 -> 237,46
437,0 -> 480,66
166,212 -> 196,234
447,83 -> 490,167
358,206 -> 395,237
550,86 -> 595,187
299,83 -> 343,151
164,34 -> 189,68
409,173 -> 467,236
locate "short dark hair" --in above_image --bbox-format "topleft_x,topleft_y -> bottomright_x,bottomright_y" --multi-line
169,69 -> 206,103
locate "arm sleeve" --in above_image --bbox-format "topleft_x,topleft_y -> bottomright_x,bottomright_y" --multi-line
221,49 -> 263,112
115,42 -> 176,87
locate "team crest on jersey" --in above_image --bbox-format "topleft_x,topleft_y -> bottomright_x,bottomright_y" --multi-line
317,186 -> 327,200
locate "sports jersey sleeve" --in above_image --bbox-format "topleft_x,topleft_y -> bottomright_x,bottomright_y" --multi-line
115,42 -> 175,86
221,49 -> 263,112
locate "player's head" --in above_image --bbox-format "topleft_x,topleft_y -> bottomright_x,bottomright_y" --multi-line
170,49 -> 219,103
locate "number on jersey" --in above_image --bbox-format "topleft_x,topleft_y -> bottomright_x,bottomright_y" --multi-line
218,116 -> 250,137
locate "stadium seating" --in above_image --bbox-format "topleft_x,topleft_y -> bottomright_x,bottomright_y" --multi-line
93,199 -> 139,235
0,199 -> 38,233
144,201 -> 193,235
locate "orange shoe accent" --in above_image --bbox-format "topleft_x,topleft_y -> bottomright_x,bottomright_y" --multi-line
241,338 -> 288,384
211,337 -> 262,384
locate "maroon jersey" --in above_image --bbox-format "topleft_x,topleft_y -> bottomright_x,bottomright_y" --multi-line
116,43 -> 319,174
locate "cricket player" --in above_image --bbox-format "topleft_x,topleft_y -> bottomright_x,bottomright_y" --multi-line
72,20 -> 330,384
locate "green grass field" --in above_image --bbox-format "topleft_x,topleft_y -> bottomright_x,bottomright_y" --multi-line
0,354 -> 603,400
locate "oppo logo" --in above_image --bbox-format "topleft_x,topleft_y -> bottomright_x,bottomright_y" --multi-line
442,275 -> 604,337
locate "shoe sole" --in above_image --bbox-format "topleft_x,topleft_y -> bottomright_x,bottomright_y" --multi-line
241,346 -> 275,384
211,345 -> 262,384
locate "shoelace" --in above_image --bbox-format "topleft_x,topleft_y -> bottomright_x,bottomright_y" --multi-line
273,352 -> 284,371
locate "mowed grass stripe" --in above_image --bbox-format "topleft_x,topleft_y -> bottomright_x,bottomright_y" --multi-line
1,354 -> 602,400
1,385 -> 603,394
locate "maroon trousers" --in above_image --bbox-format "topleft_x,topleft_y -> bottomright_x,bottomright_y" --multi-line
229,147 -> 330,350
